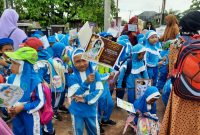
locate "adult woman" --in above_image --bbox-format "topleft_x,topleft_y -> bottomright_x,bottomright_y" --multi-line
0,9 -> 27,50
159,11 -> 200,135
122,16 -> 140,46
160,14 -> 179,42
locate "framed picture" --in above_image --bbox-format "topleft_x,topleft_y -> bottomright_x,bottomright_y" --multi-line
135,79 -> 152,99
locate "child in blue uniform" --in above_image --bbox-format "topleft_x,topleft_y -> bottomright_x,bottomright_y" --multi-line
133,86 -> 160,124
6,47 -> 44,135
145,30 -> 162,86
116,44 -> 149,103
68,48 -> 103,135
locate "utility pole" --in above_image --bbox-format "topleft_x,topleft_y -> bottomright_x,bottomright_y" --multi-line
104,0 -> 111,31
116,0 -> 119,26
128,10 -> 133,20
160,0 -> 166,25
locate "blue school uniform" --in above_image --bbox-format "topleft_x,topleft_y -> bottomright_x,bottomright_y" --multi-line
117,44 -> 149,103
156,49 -> 169,91
8,61 -> 44,135
34,49 -> 56,134
97,65 -> 115,122
68,48 -> 103,135
162,79 -> 172,106
134,86 -> 160,124
145,30 -> 161,86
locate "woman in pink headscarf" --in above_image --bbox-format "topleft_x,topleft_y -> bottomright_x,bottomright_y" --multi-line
0,9 -> 27,50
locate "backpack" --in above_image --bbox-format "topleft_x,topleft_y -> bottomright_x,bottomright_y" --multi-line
31,83 -> 53,125
172,38 -> 200,101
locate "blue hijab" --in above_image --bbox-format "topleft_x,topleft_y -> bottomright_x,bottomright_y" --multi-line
131,44 -> 146,74
134,86 -> 160,114
8,61 -> 41,102
145,30 -> 160,51
70,48 -> 94,84
38,49 -> 51,60
52,42 -> 65,58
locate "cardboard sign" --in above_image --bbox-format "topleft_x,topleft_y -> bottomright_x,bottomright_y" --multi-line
107,28 -> 119,37
128,24 -> 137,32
117,98 -> 135,113
69,28 -> 78,40
40,35 -> 50,49
82,34 -> 124,68
78,21 -> 93,49
135,79 -> 152,99
0,84 -> 24,107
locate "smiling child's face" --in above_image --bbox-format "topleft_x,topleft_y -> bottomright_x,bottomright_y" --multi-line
148,34 -> 158,45
73,54 -> 89,72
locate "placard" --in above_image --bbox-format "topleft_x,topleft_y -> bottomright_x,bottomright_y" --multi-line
128,24 -> 137,32
135,79 -> 152,99
78,21 -> 93,49
82,34 -> 124,68
117,98 -> 135,113
0,84 -> 24,107
40,35 -> 50,49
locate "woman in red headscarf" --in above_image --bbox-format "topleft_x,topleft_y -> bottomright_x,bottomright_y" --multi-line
122,16 -> 140,46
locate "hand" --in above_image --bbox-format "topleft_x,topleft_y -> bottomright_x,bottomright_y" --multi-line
9,105 -> 24,115
73,95 -> 85,103
158,61 -> 164,66
108,72 -> 115,80
7,107 -> 15,117
86,73 -> 95,83
0,59 -> 8,66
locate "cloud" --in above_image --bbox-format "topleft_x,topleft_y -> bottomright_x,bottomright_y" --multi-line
118,0 -> 192,21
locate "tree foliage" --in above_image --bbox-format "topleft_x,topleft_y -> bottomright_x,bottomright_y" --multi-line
14,0 -> 116,27
0,0 -> 4,16
183,0 -> 200,15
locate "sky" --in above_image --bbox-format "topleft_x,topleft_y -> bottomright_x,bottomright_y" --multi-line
118,0 -> 192,21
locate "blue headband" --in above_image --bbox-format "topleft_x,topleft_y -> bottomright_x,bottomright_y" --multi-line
0,38 -> 14,47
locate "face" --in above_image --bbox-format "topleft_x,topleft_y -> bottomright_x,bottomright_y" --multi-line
73,54 -> 89,72
10,60 -> 20,74
1,45 -> 14,57
147,23 -> 152,28
137,51 -> 146,60
111,21 -> 115,27
147,98 -> 158,104
148,34 -> 158,45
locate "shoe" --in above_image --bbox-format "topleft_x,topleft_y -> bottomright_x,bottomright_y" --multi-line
101,119 -> 116,126
42,129 -> 56,135
100,124 -> 105,134
58,106 -> 70,114
53,112 -> 62,121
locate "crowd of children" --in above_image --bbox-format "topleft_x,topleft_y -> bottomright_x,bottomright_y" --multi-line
0,8 -> 200,135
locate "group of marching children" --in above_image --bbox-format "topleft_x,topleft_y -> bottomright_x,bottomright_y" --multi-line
0,10 -> 176,135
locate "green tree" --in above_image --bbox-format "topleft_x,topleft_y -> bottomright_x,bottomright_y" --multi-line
0,0 -> 4,16
183,0 -> 200,15
14,0 -> 116,27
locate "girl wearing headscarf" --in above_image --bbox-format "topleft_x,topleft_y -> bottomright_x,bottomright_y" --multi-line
133,86 -> 160,124
122,16 -> 140,46
0,9 -> 27,51
159,11 -> 200,135
68,48 -> 103,135
23,37 -> 57,135
159,14 -> 179,42
5,47 -> 44,135
50,42 -> 67,121
145,30 -> 163,86
116,44 -> 149,103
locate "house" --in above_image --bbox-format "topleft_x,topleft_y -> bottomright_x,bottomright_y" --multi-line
138,11 -> 158,21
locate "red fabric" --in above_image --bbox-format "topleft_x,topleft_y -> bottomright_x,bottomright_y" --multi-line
23,37 -> 43,51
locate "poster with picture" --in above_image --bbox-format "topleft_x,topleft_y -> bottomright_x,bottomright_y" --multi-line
135,79 -> 152,99
82,34 -> 124,68
0,84 -> 24,107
